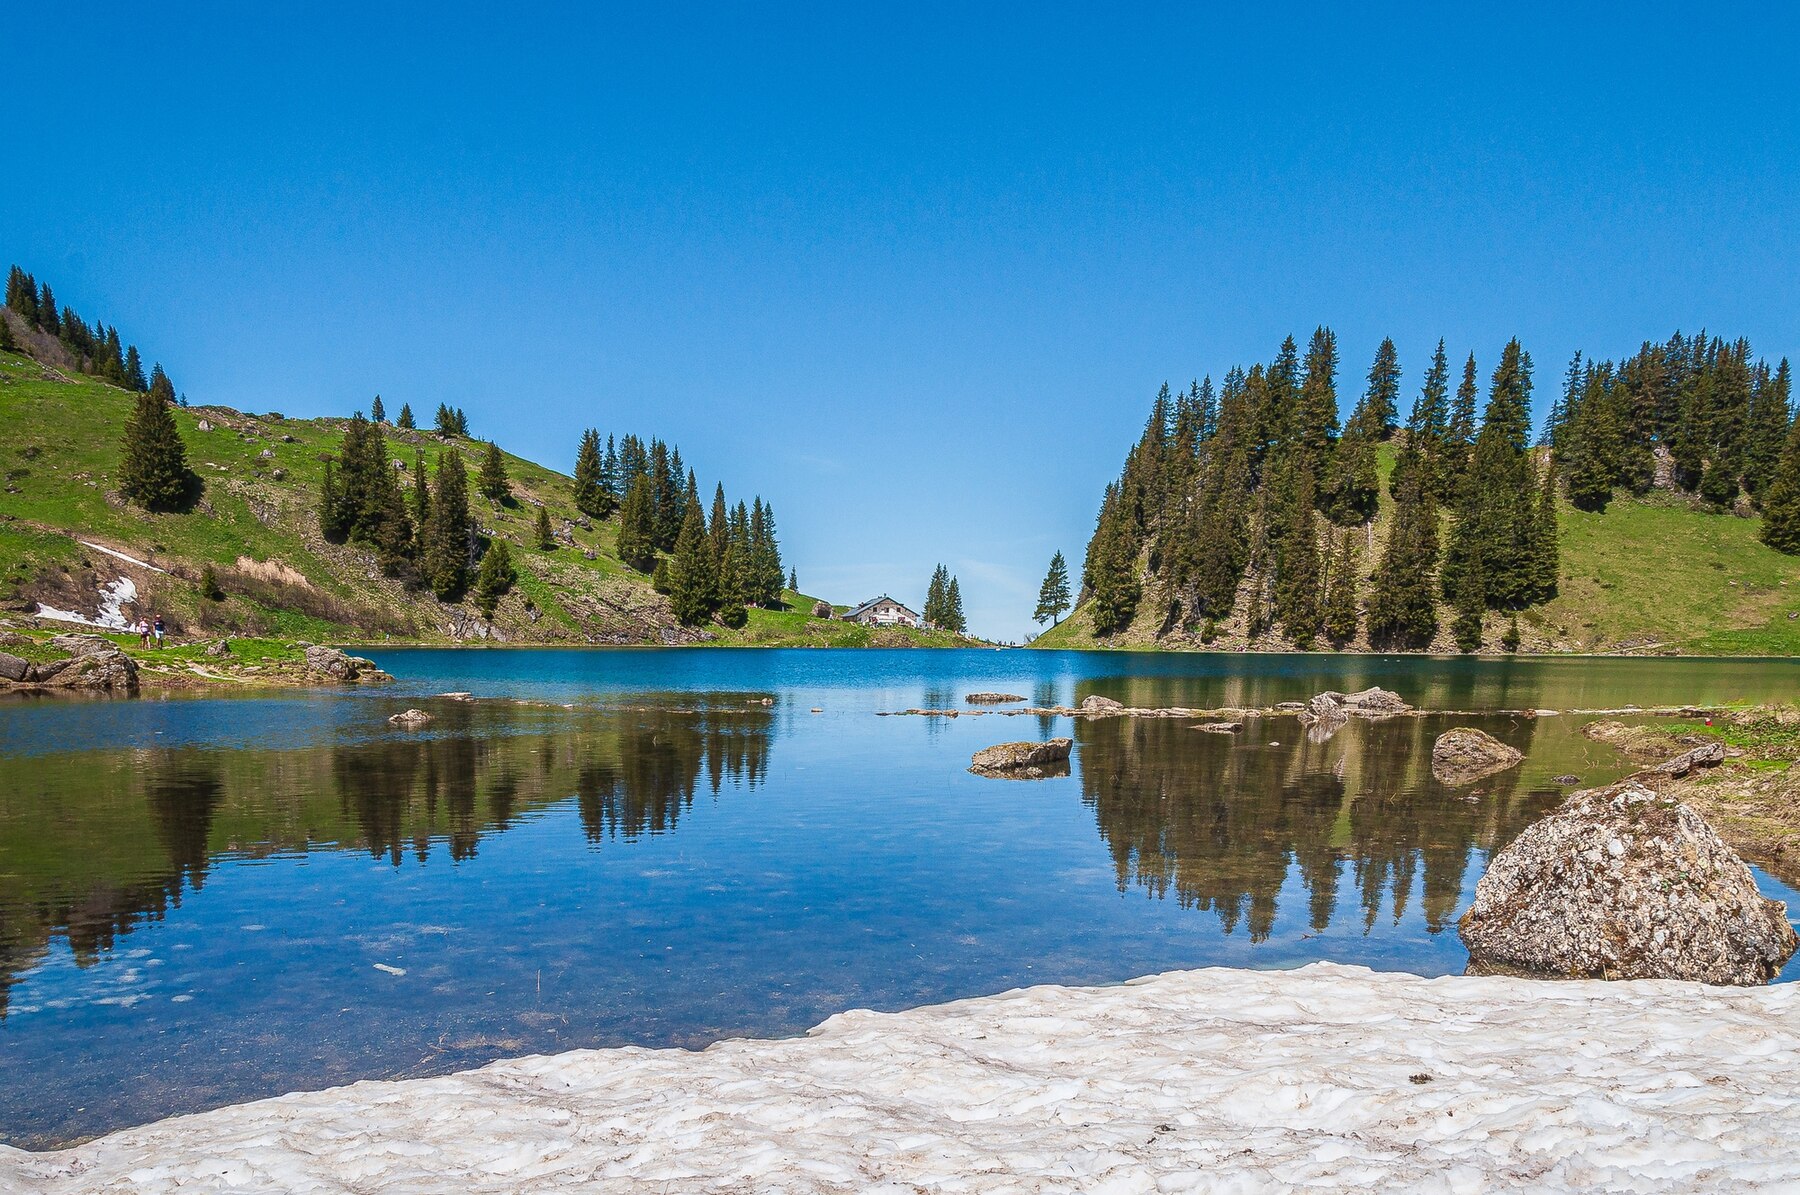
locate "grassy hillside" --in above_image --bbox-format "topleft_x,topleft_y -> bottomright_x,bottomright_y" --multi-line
1036,445 -> 1800,656
0,344 -> 956,648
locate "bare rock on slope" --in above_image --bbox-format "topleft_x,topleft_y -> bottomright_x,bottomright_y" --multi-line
1459,780 -> 1797,984
1431,728 -> 1524,785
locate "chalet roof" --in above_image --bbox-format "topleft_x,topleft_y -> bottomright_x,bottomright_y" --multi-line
845,594 -> 920,619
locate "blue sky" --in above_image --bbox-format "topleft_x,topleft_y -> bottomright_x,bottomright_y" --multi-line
6,4 -> 1798,640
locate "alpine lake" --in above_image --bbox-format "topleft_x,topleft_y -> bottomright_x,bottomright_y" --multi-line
3,648 -> 1798,1148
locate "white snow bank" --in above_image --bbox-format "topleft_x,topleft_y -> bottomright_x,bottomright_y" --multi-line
4,962 -> 1798,1193
76,541 -> 169,575
33,577 -> 136,630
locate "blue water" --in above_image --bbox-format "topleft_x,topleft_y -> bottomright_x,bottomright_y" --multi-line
0,649 -> 1796,1148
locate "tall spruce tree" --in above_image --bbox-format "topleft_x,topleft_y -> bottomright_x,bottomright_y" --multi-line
668,495 -> 719,625
944,577 -> 966,634
535,504 -> 555,549
148,364 -> 176,406
1294,327 -> 1341,480
572,429 -> 607,517
397,402 -> 415,430
422,450 -> 473,600
472,540 -> 515,619
123,345 -> 148,391
370,395 -> 386,423
923,564 -> 949,627
118,389 -> 192,511
1442,340 -> 1540,611
1271,459 -> 1323,647
1321,531 -> 1359,646
1033,551 -> 1072,626
709,483 -> 731,565
38,283 -> 57,334
1759,406 -> 1800,555
616,475 -> 658,573
410,449 -> 430,531
1364,337 -> 1401,440
319,459 -> 351,542
477,441 -> 509,503
1445,351 -> 1480,493
1366,447 -> 1440,649
1745,360 -> 1792,503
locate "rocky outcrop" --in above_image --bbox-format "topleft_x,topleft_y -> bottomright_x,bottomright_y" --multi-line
969,739 -> 1073,780
0,643 -> 139,694
388,709 -> 435,728
966,693 -> 1026,704
1079,695 -> 1124,714
1640,741 -> 1726,779
204,638 -> 233,658
304,645 -> 391,684
1431,728 -> 1524,785
810,601 -> 833,619
1459,781 -> 1797,984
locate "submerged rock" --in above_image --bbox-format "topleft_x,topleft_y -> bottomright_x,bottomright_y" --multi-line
1459,780 -> 1797,984
969,739 -> 1073,780
965,693 -> 1027,705
1195,721 -> 1242,734
388,709 -> 434,728
1431,728 -> 1524,785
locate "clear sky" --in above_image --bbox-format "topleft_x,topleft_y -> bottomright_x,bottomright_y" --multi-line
6,4 -> 1797,640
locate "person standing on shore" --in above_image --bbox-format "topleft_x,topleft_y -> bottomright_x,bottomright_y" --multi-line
152,613 -> 165,649
136,617 -> 151,648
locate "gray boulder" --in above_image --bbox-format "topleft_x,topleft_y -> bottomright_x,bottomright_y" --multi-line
1431,728 -> 1524,785
17,645 -> 140,694
1340,686 -> 1411,716
49,633 -> 115,657
388,708 -> 435,728
1079,695 -> 1124,714
204,638 -> 233,658
810,601 -> 833,619
304,645 -> 390,684
969,738 -> 1073,780
1459,781 -> 1797,984
0,652 -> 28,682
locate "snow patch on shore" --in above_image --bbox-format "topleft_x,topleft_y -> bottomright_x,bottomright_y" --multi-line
4,962 -> 1798,1192
33,577 -> 136,630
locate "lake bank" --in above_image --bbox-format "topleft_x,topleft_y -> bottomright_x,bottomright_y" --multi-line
5,961 -> 1797,1192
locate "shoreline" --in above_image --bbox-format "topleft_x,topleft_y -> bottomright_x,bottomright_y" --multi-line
5,961 -> 1797,1192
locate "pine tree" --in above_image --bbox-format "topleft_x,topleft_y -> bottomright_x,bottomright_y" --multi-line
1759,406 -> 1800,555
118,388 -> 192,511
435,404 -> 461,437
371,395 -> 386,423
924,564 -> 948,627
1445,351 -> 1479,493
1271,460 -> 1323,647
650,441 -> 683,550
750,499 -> 784,606
709,483 -> 731,566
1450,563 -> 1485,653
668,495 -> 720,625
411,449 -> 430,531
123,345 -> 148,391
477,440 -> 509,503
319,459 -> 352,541
397,403 -> 415,430
572,429 -> 606,517
37,283 -> 57,334
788,567 -> 798,594
199,564 -> 223,601
1321,531 -> 1358,646
148,363 -> 176,406
1501,616 -> 1521,653
1321,389 -> 1379,526
602,435 -> 620,499
944,576 -> 966,634
473,540 -> 516,619
722,501 -> 754,606
1294,327 -> 1341,480
422,450 -> 473,600
1442,340 -> 1539,611
1397,340 -> 1453,503
1530,456 -> 1560,603
1745,360 -> 1792,503
1364,337 -> 1401,440
1366,447 -> 1440,649
535,504 -> 555,549
615,475 -> 658,573
1033,550 -> 1072,626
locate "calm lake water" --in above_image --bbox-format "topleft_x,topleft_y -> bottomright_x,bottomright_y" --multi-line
2,649 -> 1798,1148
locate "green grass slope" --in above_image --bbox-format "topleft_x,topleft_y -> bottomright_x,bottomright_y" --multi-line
1035,445 -> 1800,656
0,346 -> 954,648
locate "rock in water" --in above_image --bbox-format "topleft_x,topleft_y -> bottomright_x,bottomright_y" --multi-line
1341,686 -> 1411,716
388,709 -> 434,728
1431,728 -> 1524,784
965,693 -> 1027,704
969,739 -> 1073,780
1079,695 -> 1124,714
304,645 -> 390,683
1460,781 -> 1797,984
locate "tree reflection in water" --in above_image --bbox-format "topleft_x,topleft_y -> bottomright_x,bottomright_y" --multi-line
1075,713 -> 1560,941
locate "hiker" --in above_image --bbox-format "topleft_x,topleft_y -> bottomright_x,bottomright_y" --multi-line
152,613 -> 165,649
136,618 -> 151,648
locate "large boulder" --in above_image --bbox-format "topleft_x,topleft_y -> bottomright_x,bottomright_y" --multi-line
969,739 -> 1073,780
49,633 -> 116,657
0,652 -> 28,682
1431,728 -> 1524,785
11,645 -> 141,694
388,708 -> 435,728
1340,686 -> 1411,716
1459,781 -> 1797,984
304,645 -> 389,684
1079,695 -> 1124,714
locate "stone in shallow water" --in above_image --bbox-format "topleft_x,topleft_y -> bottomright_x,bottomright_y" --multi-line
969,739 -> 1072,780
965,693 -> 1027,704
1430,728 -> 1523,785
1459,780 -> 1797,984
